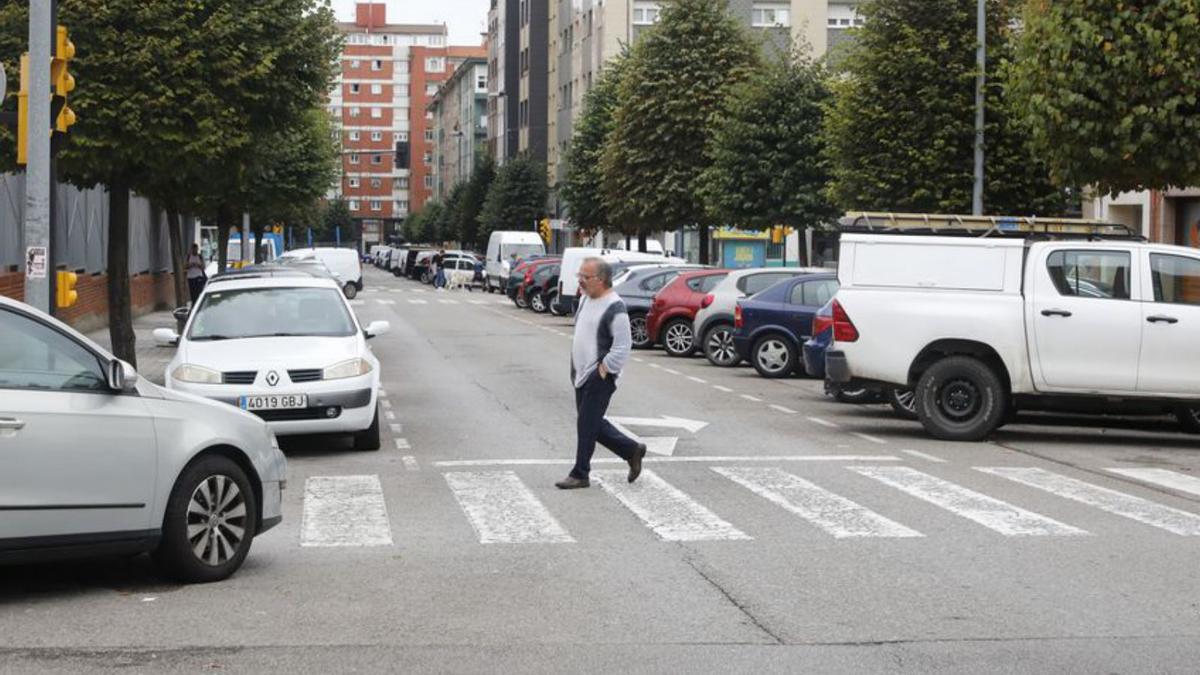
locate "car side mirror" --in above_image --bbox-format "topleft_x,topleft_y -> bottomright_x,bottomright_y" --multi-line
364,320 -> 390,339
153,327 -> 180,346
107,359 -> 139,393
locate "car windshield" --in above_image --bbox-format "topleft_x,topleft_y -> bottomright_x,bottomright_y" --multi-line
505,244 -> 544,260
188,287 -> 356,340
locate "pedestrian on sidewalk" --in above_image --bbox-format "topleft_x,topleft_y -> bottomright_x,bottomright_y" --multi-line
556,257 -> 647,490
186,244 -> 207,304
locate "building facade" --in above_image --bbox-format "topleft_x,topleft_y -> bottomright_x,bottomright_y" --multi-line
429,58 -> 489,201
487,0 -> 550,167
1088,189 -> 1200,249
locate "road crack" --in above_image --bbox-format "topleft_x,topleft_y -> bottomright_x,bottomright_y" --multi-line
681,551 -> 785,645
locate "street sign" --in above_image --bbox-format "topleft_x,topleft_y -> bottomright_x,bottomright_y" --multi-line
26,245 -> 47,279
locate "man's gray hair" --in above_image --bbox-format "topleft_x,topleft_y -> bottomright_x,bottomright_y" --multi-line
583,257 -> 614,288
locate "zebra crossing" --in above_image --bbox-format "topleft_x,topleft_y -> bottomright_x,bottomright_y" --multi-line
294,464 -> 1200,547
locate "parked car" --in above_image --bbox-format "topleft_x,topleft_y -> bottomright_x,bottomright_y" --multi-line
158,268 -> 390,450
646,269 -> 731,357
511,258 -> 561,309
613,264 -> 707,348
553,247 -> 688,316
486,231 -> 547,293
802,299 -> 905,410
280,247 -> 364,299
732,274 -> 838,378
0,295 -> 286,582
694,267 -> 824,367
525,261 -> 562,313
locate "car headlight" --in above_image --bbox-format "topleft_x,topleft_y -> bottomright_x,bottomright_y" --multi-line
172,364 -> 222,384
323,358 -> 372,380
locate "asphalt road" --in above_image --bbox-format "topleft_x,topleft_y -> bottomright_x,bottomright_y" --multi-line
4,266 -> 1200,674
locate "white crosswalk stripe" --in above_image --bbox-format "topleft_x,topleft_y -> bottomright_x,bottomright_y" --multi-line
375,299 -> 396,305
593,470 -> 750,542
1106,468 -> 1200,498
978,467 -> 1200,536
437,299 -> 459,305
715,467 -> 922,538
853,466 -> 1086,536
300,476 -> 393,547
444,471 -> 575,544
408,299 -> 428,304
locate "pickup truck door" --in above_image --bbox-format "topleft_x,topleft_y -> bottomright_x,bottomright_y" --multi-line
1136,251 -> 1200,395
1028,247 -> 1142,392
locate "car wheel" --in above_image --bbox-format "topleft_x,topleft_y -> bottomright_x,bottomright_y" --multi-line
514,292 -> 529,309
704,324 -> 741,367
630,313 -> 651,349
887,387 -> 919,420
662,319 -> 695,357
154,455 -> 258,583
751,334 -> 796,378
354,405 -> 381,451
915,356 -> 1007,442
832,385 -> 876,404
343,283 -> 358,300
530,292 -> 548,313
548,293 -> 566,316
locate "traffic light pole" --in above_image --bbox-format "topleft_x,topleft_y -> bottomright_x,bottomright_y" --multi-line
23,0 -> 52,314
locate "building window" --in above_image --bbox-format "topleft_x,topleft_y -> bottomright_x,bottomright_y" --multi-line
425,56 -> 445,72
371,83 -> 383,95
349,83 -> 361,94
828,5 -> 862,28
370,200 -> 382,211
424,175 -> 434,189
350,106 -> 361,117
396,60 -> 410,73
350,59 -> 361,69
349,200 -> 360,210
752,3 -> 790,27
426,83 -> 439,96
349,131 -> 361,141
425,129 -> 435,142
348,177 -> 360,188
371,178 -> 382,188
477,72 -> 487,90
394,132 -> 409,142
396,200 -> 409,212
423,152 -> 433,165
371,130 -> 384,141
349,34 -> 366,44
430,35 -> 444,46
371,59 -> 384,71
632,2 -> 661,25
395,177 -> 409,189
349,153 -> 360,164
371,107 -> 383,119
371,154 -> 383,165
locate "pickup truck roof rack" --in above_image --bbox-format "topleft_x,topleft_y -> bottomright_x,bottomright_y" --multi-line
839,212 -> 1142,240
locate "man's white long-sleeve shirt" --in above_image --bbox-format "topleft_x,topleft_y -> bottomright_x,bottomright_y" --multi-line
571,292 -> 631,388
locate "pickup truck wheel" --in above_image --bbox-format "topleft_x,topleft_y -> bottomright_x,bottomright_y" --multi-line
1174,406 -> 1200,435
916,357 -> 1007,441
662,319 -> 695,357
751,335 -> 796,378
886,387 -> 919,420
704,324 -> 741,367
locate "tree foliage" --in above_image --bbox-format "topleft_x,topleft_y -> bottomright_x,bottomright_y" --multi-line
561,52 -> 628,235
826,0 -> 1070,215
700,45 -> 838,231
1006,0 -> 1200,194
457,154 -> 496,250
478,156 -> 548,243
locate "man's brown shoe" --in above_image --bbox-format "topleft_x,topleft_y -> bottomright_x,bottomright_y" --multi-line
555,476 -> 590,489
628,443 -> 648,483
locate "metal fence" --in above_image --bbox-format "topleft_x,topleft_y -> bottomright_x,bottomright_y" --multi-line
0,173 -> 193,275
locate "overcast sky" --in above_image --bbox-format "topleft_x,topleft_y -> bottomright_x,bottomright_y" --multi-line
331,0 -> 489,46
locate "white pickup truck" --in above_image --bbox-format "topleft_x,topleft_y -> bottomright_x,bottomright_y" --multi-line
826,213 -> 1200,441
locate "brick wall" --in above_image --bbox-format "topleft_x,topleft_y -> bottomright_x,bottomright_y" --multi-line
0,269 -> 177,333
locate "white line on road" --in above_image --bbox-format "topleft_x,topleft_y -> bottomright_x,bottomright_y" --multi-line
978,467 -> 1200,536
438,299 -> 459,305
687,376 -> 707,384
715,467 -> 922,538
468,299 -> 486,305
381,399 -> 393,409
389,423 -> 403,434
769,404 -> 797,414
714,385 -> 734,393
852,432 -> 889,445
394,438 -> 410,450
664,368 -> 681,375
649,363 -> 662,369
444,471 -> 575,544
902,450 -> 947,463
854,467 -> 1087,537
402,456 -> 419,471
593,470 -> 750,542
349,300 -> 366,306
378,388 -> 388,396
740,394 -> 763,402
633,357 -> 645,363
375,299 -> 396,305
408,299 -> 428,305
1106,468 -> 1200,498
385,410 -> 396,421
807,417 -> 839,429
433,455 -> 900,467
300,475 -> 393,547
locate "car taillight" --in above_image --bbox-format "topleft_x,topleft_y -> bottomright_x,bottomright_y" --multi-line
700,293 -> 714,309
734,304 -> 743,328
811,313 -> 834,337
832,299 -> 858,342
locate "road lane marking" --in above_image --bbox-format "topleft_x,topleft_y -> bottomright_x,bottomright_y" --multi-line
854,467 -> 1087,537
408,299 -> 428,305
633,357 -> 645,363
664,368 -> 681,375
378,388 -> 388,396
300,475 -> 393,547
385,410 -> 396,420
433,455 -> 900,467
852,432 -> 888,445
769,404 -> 797,414
687,376 -> 707,384
402,456 -> 419,471
381,399 -> 393,409
807,417 -> 839,428
444,471 -> 575,544
349,300 -> 365,306
714,385 -> 734,393
716,467 -> 922,538
394,438 -> 410,450
1106,468 -> 1200,497
649,363 -> 662,369
375,299 -> 396,305
593,470 -> 750,542
438,299 -> 459,305
740,394 -> 763,402
978,467 -> 1200,536
389,423 -> 403,434
901,450 -> 947,463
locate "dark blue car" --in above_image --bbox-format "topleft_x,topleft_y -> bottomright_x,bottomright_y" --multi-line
732,273 -> 839,378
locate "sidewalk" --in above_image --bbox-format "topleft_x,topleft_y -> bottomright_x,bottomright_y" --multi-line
86,309 -> 179,385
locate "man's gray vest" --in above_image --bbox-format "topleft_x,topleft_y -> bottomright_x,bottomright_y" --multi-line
570,297 -> 628,383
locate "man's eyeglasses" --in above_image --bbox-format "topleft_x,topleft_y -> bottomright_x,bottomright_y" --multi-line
577,273 -> 597,281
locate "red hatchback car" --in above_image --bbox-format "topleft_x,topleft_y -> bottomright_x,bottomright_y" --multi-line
511,258 -> 560,309
646,269 -> 731,357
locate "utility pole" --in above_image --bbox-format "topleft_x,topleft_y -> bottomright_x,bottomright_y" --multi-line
23,0 -> 52,313
972,0 -> 985,216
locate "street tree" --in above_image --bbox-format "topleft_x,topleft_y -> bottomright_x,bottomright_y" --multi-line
419,201 -> 446,245
442,181 -> 468,245
825,0 -> 1070,216
601,0 -> 760,261
478,156 -> 548,244
561,52 -> 628,238
699,45 -> 838,251
457,154 -> 496,250
1006,0 -> 1200,194
319,199 -> 354,244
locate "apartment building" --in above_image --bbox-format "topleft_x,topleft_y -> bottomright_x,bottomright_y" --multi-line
487,0 -> 550,167
428,57 -> 490,201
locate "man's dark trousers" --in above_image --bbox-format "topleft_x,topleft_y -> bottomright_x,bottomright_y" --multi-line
571,372 -> 639,479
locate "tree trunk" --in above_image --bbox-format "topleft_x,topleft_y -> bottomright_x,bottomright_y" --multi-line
106,179 -> 137,368
253,222 -> 266,263
698,224 -> 710,265
217,204 -> 232,273
166,209 -> 188,308
637,231 -> 647,253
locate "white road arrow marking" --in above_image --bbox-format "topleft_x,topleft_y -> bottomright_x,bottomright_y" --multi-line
606,415 -> 708,434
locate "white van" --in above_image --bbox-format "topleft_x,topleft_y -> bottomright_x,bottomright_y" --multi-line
612,238 -> 666,255
281,247 -> 364,298
486,231 -> 547,293
553,247 -> 688,315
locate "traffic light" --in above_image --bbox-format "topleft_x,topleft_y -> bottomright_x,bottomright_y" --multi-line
56,270 -> 78,309
771,225 -> 783,245
51,25 -> 77,134
16,54 -> 28,165
538,217 -> 551,244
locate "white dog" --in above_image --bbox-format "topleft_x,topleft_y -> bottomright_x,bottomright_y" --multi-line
445,269 -> 474,291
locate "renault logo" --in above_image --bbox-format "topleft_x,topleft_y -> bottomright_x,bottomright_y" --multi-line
266,370 -> 279,387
